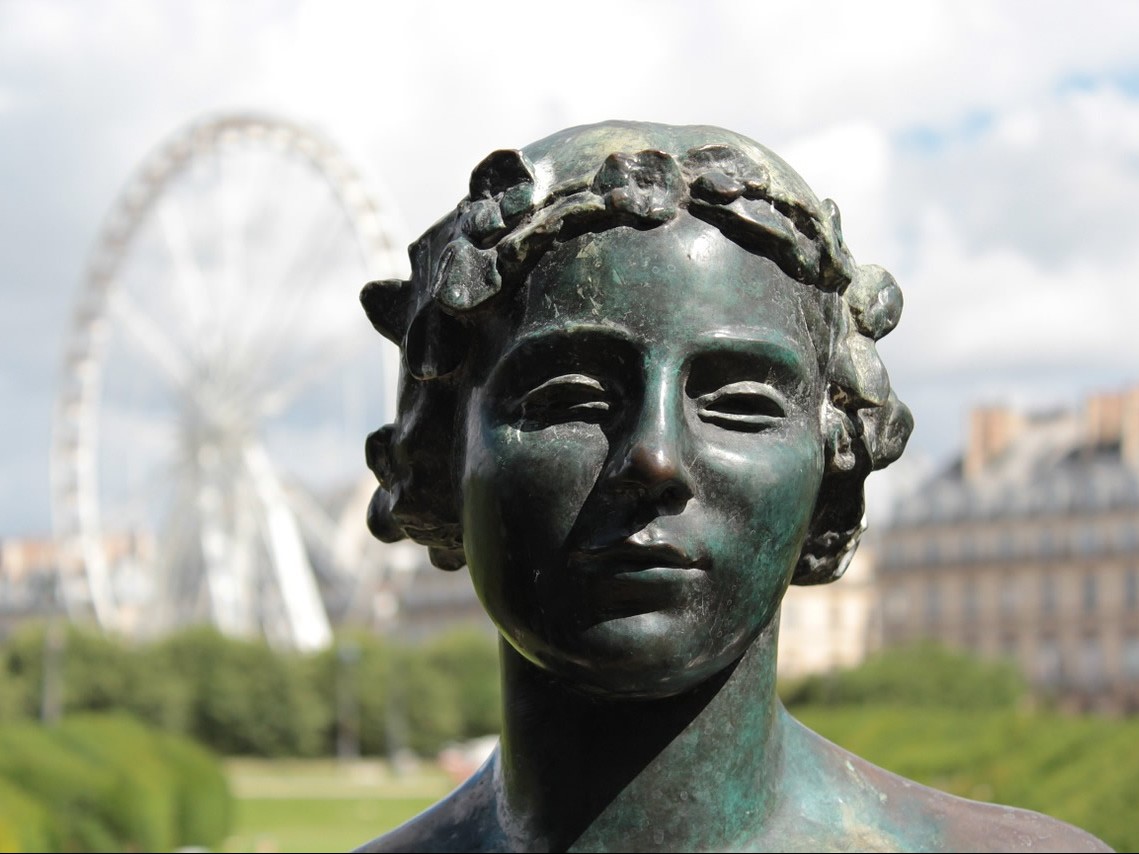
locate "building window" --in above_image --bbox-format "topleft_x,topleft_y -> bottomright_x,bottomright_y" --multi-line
1127,569 -> 1138,611
924,538 -> 940,566
925,582 -> 941,623
1082,573 -> 1098,615
998,531 -> 1016,560
1036,637 -> 1062,686
884,588 -> 909,626
961,536 -> 977,563
1123,636 -> 1139,680
1038,527 -> 1055,557
1001,576 -> 1018,616
963,578 -> 978,622
1078,636 -> 1105,688
1076,524 -> 1098,556
886,540 -> 905,568
1041,573 -> 1057,617
1122,522 -> 1139,553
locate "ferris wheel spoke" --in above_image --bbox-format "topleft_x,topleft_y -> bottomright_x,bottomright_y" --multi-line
155,195 -> 212,340
148,477 -> 198,627
243,441 -> 333,651
281,479 -> 355,584
257,333 -> 364,418
197,460 -> 256,639
223,163 -> 321,310
105,447 -> 183,535
236,223 -> 350,384
213,147 -> 261,335
108,290 -> 193,390
219,204 -> 245,323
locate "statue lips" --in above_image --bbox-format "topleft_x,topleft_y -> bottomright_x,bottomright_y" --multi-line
570,538 -> 708,614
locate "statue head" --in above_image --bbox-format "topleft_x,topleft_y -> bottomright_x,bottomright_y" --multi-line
360,121 -> 912,695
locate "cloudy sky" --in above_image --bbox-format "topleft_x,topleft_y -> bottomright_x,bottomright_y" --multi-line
3,0 -> 1139,538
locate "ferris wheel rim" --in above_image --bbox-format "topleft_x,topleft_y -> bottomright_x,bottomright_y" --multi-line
50,111 -> 407,641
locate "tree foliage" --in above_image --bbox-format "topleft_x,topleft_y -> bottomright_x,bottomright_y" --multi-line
0,620 -> 502,760
780,641 -> 1027,710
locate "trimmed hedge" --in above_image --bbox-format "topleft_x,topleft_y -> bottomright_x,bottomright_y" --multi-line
0,714 -> 233,853
780,641 -> 1027,710
153,625 -> 330,757
2,620 -> 505,760
152,727 -> 234,848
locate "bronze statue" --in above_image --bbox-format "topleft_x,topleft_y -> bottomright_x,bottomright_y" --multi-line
354,121 -> 1112,853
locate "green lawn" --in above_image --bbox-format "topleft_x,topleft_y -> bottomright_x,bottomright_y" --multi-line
220,759 -> 455,853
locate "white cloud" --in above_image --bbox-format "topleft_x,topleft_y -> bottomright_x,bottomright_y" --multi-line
893,83 -> 1139,267
898,208 -> 1139,373
780,121 -> 897,265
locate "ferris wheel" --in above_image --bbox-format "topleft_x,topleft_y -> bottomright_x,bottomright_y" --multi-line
50,113 -> 408,651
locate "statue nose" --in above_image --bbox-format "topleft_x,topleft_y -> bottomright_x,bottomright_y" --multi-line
611,385 -> 693,510
614,443 -> 693,508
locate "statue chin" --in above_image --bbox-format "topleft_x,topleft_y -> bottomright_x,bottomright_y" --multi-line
496,610 -> 775,701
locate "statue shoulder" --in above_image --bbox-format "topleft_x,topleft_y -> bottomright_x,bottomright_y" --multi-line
353,755 -> 503,854
781,713 -> 1113,853
935,798 -> 1114,853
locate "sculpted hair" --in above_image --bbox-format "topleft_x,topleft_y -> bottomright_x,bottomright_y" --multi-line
360,121 -> 913,584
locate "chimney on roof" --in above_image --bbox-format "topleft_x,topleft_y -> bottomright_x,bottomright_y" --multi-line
965,405 -> 1024,479
1089,386 -> 1139,467
1126,388 -> 1139,467
1086,390 -> 1123,445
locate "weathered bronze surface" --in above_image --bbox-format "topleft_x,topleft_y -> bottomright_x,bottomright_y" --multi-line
354,121 -> 1112,853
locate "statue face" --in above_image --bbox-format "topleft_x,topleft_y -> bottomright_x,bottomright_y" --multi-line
461,216 -> 826,698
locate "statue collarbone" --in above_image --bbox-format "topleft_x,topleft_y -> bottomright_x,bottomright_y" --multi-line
355,121 -> 1111,854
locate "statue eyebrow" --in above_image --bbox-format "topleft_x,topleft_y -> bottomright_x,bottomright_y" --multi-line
527,373 -> 605,393
485,323 -> 640,400
699,326 -> 813,381
495,322 -> 640,367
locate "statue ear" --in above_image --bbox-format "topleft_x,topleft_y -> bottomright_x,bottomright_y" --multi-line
403,305 -> 467,380
823,399 -> 857,474
361,278 -> 415,344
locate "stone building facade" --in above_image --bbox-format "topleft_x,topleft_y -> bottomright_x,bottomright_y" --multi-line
778,546 -> 880,679
877,387 -> 1139,712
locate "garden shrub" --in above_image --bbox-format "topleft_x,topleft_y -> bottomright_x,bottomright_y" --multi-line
0,715 -> 233,853
153,625 -> 327,756
781,641 -> 1026,710
0,776 -> 55,852
152,727 -> 235,849
54,713 -> 180,852
0,721 -> 118,850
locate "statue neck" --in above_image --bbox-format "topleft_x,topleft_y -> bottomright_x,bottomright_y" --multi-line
495,616 -> 786,852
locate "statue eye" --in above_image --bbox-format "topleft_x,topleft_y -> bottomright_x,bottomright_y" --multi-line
516,374 -> 610,427
695,381 -> 785,432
